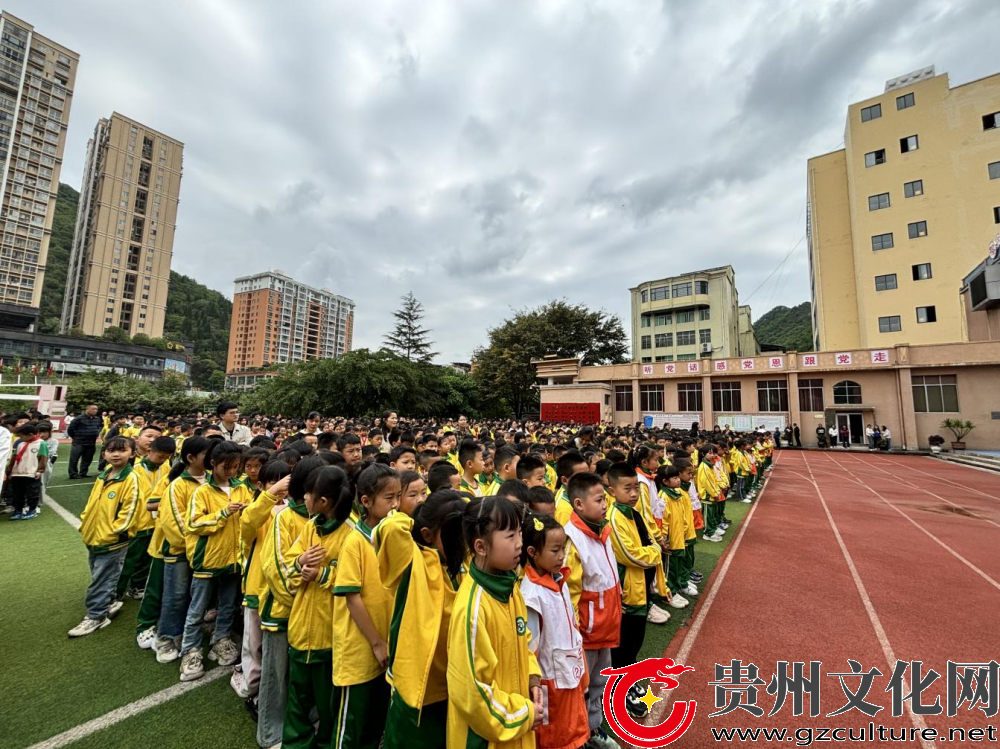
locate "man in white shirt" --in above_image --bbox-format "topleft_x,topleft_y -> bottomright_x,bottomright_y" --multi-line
865,424 -> 874,451
216,401 -> 252,445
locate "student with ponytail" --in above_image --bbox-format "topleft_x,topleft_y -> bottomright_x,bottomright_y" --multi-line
697,445 -> 723,544
375,490 -> 468,749
627,444 -> 672,624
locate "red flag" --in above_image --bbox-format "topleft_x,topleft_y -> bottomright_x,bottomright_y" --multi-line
47,364 -> 55,377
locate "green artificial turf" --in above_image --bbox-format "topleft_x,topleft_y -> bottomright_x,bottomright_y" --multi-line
4,453 -> 768,748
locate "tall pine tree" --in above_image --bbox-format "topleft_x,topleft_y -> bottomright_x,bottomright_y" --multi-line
383,292 -> 438,363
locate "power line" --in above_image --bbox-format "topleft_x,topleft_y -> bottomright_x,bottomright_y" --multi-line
743,232 -> 806,306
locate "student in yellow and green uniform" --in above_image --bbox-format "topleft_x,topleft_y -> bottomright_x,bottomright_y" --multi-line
657,464 -> 696,599
179,441 -> 255,682
447,495 -> 541,749
375,491 -> 467,749
332,463 -> 400,749
458,439 -> 486,498
485,445 -> 520,497
69,436 -> 140,638
697,446 -> 723,543
131,435 -> 177,649
282,466 -> 355,749
477,451 -> 500,497
553,451 -> 588,526
257,455 -> 325,749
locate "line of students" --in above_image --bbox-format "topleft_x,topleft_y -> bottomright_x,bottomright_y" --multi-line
69,424 -> 773,749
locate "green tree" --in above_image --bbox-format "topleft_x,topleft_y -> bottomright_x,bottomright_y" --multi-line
472,300 -> 628,418
38,183 -> 79,333
753,302 -> 813,352
383,292 -> 437,363
102,326 -> 131,344
131,333 -> 153,347
163,271 -> 233,389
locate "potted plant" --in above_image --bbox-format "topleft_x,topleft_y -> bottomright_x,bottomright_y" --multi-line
941,419 -> 975,451
927,434 -> 945,454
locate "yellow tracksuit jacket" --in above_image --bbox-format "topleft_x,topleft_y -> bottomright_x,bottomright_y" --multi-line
259,501 -> 311,631
544,463 -> 557,492
447,563 -> 540,749
79,465 -> 140,553
696,462 -> 721,503
133,457 -> 169,537
186,474 -> 255,579
553,486 -> 573,526
608,502 -> 667,615
662,488 -> 695,548
730,448 -> 750,477
375,511 -> 463,712
239,488 -> 282,609
146,472 -> 171,560
156,471 -> 205,564
285,514 -> 353,662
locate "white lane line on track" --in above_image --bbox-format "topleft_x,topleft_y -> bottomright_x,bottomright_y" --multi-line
800,453 -> 935,749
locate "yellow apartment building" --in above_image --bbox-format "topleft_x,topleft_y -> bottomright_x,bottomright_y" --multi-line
808,66 -> 1000,351
630,265 -> 759,363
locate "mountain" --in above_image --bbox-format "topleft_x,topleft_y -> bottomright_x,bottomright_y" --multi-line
40,183 -> 232,389
753,302 -> 813,352
38,182 -> 79,333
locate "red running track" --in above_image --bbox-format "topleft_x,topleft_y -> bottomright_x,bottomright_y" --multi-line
638,450 -> 1000,748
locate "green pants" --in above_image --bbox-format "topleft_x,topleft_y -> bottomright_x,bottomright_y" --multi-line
283,655 -> 333,749
332,674 -> 391,749
383,692 -> 447,749
116,531 -> 153,598
719,494 -> 729,523
667,547 -> 688,593
703,500 -> 720,536
684,539 -> 696,578
135,556 -> 164,633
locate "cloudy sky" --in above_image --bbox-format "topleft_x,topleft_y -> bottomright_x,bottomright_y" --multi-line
23,0 -> 1000,362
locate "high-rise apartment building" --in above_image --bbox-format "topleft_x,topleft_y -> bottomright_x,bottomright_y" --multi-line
225,270 -> 355,390
808,66 -> 1000,351
0,12 -> 78,330
630,265 -> 759,363
61,113 -> 183,338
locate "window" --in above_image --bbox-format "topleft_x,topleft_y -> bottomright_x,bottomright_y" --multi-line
641,316 -> 650,328
875,273 -> 897,291
908,221 -> 927,239
655,355 -> 673,362
916,306 -> 936,324
711,382 -> 742,412
641,290 -> 647,303
650,286 -> 670,301
699,329 -> 712,344
640,357 -> 652,363
798,378 -> 824,412
130,216 -> 144,242
860,104 -> 881,122
903,179 -> 923,198
864,149 -> 886,167
912,374 -> 959,412
871,232 -> 894,251
640,335 -> 651,350
833,380 -> 862,405
134,189 -> 147,214
912,263 -> 932,281
995,206 -> 1000,224
896,93 -> 915,110
672,282 -> 692,298
757,380 -> 788,412
615,384 -> 633,412
878,315 -> 902,333
654,333 -> 672,348
640,383 -> 664,412
695,280 -> 709,294
868,193 -> 890,211
677,353 -> 697,361
654,312 -> 671,326
990,162 -> 1000,180
675,310 -> 694,323
678,383 -> 703,412
900,135 -> 919,153
983,112 -> 1000,131
699,308 -> 710,321
676,330 -> 696,346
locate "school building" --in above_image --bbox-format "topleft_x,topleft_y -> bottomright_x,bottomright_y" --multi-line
631,265 -> 759,362
807,66 -> 1000,352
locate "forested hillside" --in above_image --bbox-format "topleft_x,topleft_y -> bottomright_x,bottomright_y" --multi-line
753,302 -> 813,352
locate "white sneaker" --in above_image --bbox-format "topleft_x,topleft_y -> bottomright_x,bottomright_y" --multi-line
740,497 -> 752,503
703,532 -> 721,542
668,593 -> 689,609
155,637 -> 180,664
711,530 -> 725,541
108,600 -> 124,618
646,604 -> 670,624
136,626 -> 156,650
68,617 -> 111,638
179,650 -> 204,681
230,667 -> 251,698
208,637 -> 240,666
683,583 -> 699,596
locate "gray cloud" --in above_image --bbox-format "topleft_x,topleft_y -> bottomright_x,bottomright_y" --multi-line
23,0 -> 998,363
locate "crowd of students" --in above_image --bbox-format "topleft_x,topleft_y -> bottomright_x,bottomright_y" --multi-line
3,404 -> 775,749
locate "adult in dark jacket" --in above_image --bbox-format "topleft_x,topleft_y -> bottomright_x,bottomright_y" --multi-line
67,404 -> 102,479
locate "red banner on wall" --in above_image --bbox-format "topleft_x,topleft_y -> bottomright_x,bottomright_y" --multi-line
540,402 -> 601,424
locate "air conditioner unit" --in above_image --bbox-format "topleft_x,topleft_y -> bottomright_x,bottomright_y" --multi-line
701,343 -> 712,354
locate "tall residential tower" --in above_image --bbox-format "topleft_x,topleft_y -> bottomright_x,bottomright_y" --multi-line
61,113 -> 183,337
0,12 -> 78,330
225,270 -> 355,390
